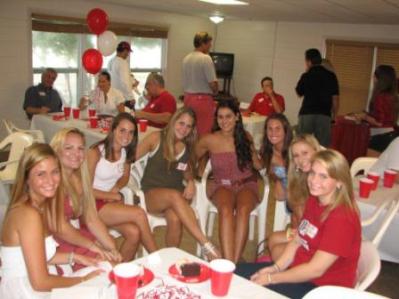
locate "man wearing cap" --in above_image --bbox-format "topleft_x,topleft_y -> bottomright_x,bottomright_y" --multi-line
23,68 -> 63,119
108,41 -> 136,105
135,73 -> 176,128
182,32 -> 218,136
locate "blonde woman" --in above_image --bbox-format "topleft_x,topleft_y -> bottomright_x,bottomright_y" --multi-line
50,128 -> 121,270
268,134 -> 321,260
0,144 -> 100,298
136,107 -> 220,259
236,150 -> 361,299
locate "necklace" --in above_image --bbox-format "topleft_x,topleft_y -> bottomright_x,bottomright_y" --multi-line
31,202 -> 44,214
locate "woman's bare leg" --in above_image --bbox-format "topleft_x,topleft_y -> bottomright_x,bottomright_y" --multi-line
268,231 -> 289,261
145,188 -> 209,245
212,188 -> 235,261
164,208 -> 183,247
111,223 -> 140,261
233,189 -> 257,263
98,203 -> 157,252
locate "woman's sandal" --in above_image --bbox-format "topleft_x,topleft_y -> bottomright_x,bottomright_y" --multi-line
201,242 -> 221,261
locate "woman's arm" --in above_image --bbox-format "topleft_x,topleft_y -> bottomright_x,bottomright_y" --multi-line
195,135 -> 210,159
182,165 -> 196,200
19,208 -> 100,291
135,131 -> 160,160
110,162 -> 131,192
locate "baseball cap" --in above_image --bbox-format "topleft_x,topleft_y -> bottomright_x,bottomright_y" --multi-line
117,41 -> 132,52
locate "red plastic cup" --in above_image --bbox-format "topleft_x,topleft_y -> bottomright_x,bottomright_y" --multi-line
359,178 -> 374,198
63,106 -> 71,119
89,117 -> 98,128
384,170 -> 397,188
210,259 -> 236,297
367,172 -> 380,190
113,263 -> 140,299
88,108 -> 96,117
138,119 -> 148,132
72,108 -> 80,119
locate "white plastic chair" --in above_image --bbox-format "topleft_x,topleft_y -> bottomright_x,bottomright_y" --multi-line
0,179 -> 10,237
197,160 -> 269,252
3,119 -> 45,143
356,240 -> 381,291
0,132 -> 34,185
303,286 -> 389,299
350,157 -> 378,177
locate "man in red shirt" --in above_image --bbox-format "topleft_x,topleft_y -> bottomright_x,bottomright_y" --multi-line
135,73 -> 176,128
245,77 -> 285,116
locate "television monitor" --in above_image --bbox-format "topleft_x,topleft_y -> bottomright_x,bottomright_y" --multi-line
210,52 -> 234,78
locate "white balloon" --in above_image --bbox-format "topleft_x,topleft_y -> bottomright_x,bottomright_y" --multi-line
97,30 -> 117,56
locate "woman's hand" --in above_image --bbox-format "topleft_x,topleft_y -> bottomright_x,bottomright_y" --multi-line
74,253 -> 101,267
83,269 -> 103,282
250,265 -> 276,286
103,248 -> 122,263
88,243 -> 108,260
183,180 -> 196,200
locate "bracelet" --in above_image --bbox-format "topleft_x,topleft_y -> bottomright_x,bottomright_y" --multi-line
68,252 -> 75,265
118,191 -> 125,201
267,273 -> 273,284
273,263 -> 281,273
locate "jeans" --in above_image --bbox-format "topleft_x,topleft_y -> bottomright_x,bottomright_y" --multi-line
235,262 -> 316,299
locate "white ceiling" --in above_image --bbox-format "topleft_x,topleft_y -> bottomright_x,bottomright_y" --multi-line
98,0 -> 399,24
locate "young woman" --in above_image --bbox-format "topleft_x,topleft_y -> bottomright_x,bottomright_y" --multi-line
261,113 -> 293,214
355,65 -> 399,156
136,107 -> 219,259
196,100 -> 263,263
236,150 -> 361,299
268,134 -> 321,260
50,128 -> 122,270
87,113 -> 157,261
0,144 -> 101,298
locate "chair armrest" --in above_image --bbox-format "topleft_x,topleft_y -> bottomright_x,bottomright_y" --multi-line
361,199 -> 392,227
0,160 -> 19,168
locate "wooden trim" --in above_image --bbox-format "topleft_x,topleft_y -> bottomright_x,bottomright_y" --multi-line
326,39 -> 399,49
31,13 -> 168,38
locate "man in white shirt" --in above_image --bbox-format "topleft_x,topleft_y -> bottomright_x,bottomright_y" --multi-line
108,41 -> 135,105
370,137 -> 399,182
182,32 -> 218,136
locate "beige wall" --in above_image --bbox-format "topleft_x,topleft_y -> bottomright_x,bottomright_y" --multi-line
0,0 -> 214,136
216,20 -> 399,124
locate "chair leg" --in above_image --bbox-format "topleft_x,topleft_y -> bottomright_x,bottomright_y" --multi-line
207,212 -> 216,237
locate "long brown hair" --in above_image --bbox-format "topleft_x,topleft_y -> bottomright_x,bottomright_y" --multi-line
8,143 -> 64,232
92,112 -> 138,163
287,134 -> 321,211
50,128 -> 97,219
162,107 -> 197,171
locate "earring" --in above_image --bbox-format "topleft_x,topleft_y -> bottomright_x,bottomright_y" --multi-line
336,185 -> 342,190
295,166 -> 300,172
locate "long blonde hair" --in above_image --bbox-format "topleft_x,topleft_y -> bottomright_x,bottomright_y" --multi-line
287,134 -> 321,210
311,149 -> 357,221
162,107 -> 197,171
8,143 -> 63,232
50,128 -> 96,219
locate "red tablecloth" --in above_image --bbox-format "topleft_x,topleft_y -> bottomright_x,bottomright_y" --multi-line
331,117 -> 370,164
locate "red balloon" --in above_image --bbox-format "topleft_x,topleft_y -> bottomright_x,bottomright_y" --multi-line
82,49 -> 103,74
86,8 -> 109,35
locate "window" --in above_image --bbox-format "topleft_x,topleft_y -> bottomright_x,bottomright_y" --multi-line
326,40 -> 399,115
32,17 -> 167,107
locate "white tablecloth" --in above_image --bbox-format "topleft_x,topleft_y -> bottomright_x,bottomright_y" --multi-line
242,114 -> 266,150
354,178 -> 399,263
52,248 -> 288,299
31,114 -> 158,147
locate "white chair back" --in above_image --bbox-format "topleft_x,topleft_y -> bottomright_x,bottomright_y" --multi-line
0,132 -> 34,183
2,119 -> 45,143
351,157 -> 378,177
303,286 -> 389,299
356,240 -> 381,291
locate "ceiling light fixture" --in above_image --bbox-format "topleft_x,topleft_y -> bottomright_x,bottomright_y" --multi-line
209,15 -> 225,24
199,0 -> 248,5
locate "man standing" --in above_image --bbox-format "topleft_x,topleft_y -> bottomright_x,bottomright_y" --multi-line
182,32 -> 218,136
23,68 -> 63,119
296,48 -> 339,147
108,41 -> 135,105
135,73 -> 176,128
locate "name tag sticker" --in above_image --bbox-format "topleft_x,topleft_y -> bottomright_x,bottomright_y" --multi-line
306,223 -> 318,238
177,162 -> 187,171
258,97 -> 264,103
150,103 -> 155,109
221,179 -> 231,185
39,91 -> 46,96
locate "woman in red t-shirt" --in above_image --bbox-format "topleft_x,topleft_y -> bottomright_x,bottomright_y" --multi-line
355,65 -> 399,155
236,149 -> 361,299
